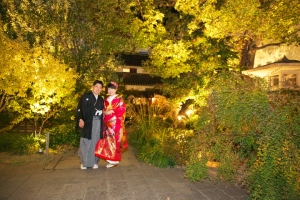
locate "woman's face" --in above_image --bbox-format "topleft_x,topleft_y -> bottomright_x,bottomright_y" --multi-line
108,88 -> 117,96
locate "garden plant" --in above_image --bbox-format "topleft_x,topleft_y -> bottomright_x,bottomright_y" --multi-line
1,0 -> 300,198
129,73 -> 300,199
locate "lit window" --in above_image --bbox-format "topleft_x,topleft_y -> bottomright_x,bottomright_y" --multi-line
130,68 -> 137,73
284,74 -> 297,86
270,75 -> 279,87
123,68 -> 130,72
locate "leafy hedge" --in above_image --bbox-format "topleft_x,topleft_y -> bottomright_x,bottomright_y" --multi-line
0,132 -> 41,155
185,73 -> 300,199
128,95 -> 194,168
0,131 -> 17,152
129,73 -> 300,199
44,124 -> 80,150
0,123 -> 80,155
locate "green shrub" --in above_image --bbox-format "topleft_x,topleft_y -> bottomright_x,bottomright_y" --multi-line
11,134 -> 40,155
135,128 -> 194,168
162,129 -> 194,166
0,132 -> 41,155
43,124 -> 80,150
0,131 -> 17,152
129,114 -> 176,168
138,138 -> 176,168
185,73 -> 300,199
128,95 -> 185,168
185,154 -> 209,182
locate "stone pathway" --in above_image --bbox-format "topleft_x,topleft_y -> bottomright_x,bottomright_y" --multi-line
0,144 -> 249,200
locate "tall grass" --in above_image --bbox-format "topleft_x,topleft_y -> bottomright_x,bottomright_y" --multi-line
127,95 -> 178,144
0,131 -> 41,155
127,95 -> 184,168
11,133 -> 41,155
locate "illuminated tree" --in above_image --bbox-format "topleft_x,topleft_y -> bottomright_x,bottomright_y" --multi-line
7,47 -> 77,133
175,0 -> 300,68
0,20 -> 77,131
0,25 -> 36,113
2,0 -> 299,107
1,0 -> 167,88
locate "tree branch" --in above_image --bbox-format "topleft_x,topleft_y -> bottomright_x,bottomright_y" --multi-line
0,93 -> 10,113
113,8 -> 123,18
0,92 -> 6,110
155,0 -> 177,6
39,107 -> 64,134
252,43 -> 282,50
44,106 -> 65,123
137,0 -> 144,20
26,116 -> 36,125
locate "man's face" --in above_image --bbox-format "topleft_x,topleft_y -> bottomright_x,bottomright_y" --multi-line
92,83 -> 102,95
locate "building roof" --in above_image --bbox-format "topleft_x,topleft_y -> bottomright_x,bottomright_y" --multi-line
242,56 -> 300,77
121,54 -> 149,66
117,72 -> 162,86
123,89 -> 162,98
260,56 -> 300,67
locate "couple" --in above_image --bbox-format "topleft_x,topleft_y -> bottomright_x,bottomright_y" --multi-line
76,80 -> 128,169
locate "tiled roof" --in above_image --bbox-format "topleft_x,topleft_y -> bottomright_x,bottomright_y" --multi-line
258,56 -> 300,68
117,72 -> 162,86
121,54 -> 149,66
274,56 -> 300,63
123,89 -> 162,98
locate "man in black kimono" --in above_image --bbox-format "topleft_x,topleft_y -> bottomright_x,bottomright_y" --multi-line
76,80 -> 104,169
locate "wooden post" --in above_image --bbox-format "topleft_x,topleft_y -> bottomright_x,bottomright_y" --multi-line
25,120 -> 27,133
46,131 -> 49,157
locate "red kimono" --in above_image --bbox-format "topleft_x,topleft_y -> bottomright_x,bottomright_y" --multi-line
95,95 -> 128,161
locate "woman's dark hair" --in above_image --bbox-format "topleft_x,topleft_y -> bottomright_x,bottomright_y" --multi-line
106,82 -> 117,89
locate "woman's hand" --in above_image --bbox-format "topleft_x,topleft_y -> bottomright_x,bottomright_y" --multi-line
103,110 -> 114,115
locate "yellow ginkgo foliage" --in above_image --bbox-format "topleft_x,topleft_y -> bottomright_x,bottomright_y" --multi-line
0,25 -> 36,112
1,24 -> 77,132
7,47 -> 78,133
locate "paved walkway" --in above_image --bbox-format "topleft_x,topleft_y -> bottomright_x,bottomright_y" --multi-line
0,127 -> 249,200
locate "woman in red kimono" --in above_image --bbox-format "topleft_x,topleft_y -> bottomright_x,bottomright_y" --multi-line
95,82 -> 128,168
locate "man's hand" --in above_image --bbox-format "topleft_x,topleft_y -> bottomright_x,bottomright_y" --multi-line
79,119 -> 84,128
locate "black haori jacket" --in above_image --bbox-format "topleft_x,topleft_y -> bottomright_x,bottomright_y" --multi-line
76,92 -> 104,140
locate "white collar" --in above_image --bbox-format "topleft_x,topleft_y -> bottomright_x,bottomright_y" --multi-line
92,92 -> 98,100
107,95 -> 117,102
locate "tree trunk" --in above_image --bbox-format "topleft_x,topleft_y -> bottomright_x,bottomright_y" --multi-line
239,39 -> 256,70
240,39 -> 282,70
0,93 -> 10,113
208,93 -> 216,134
39,121 -> 45,134
35,121 -> 38,133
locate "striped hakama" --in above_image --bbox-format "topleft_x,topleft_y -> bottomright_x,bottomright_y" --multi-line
78,116 -> 101,167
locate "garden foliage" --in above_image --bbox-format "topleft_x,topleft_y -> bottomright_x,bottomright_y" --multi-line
11,134 -> 41,155
0,123 -> 80,155
186,73 -> 300,199
44,124 -> 80,150
128,95 -> 194,168
129,73 -> 300,199
0,132 -> 41,155
0,131 -> 19,152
